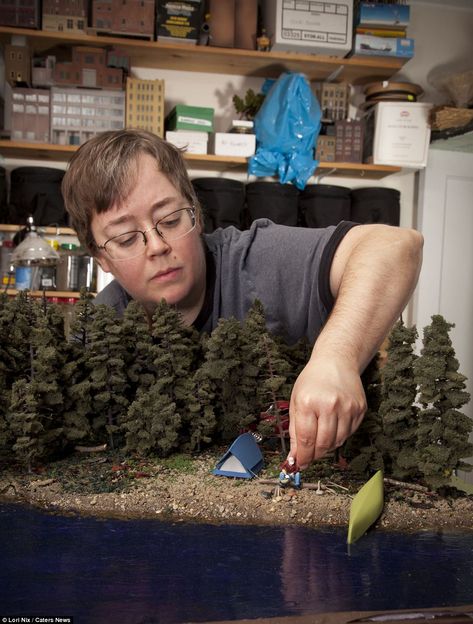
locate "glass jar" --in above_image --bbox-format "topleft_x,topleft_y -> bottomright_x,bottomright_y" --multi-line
56,243 -> 80,291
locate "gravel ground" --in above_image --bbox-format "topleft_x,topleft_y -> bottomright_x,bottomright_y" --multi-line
1,449 -> 473,534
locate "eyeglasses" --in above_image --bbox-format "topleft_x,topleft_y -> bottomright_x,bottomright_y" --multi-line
97,207 -> 197,260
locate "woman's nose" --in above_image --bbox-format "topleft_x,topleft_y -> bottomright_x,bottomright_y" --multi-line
145,227 -> 171,255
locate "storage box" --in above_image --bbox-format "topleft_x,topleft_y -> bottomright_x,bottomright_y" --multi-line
156,0 -> 204,44
358,2 -> 410,28
370,102 -> 433,168
166,105 -> 214,132
166,130 -> 208,154
212,132 -> 256,157
261,0 -> 353,57
353,34 -> 414,58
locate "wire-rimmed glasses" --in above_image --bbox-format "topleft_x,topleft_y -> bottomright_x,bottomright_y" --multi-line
97,207 -> 197,260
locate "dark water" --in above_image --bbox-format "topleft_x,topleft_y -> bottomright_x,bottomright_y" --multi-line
1,503 -> 473,624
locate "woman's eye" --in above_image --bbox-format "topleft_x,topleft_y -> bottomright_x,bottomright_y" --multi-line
117,233 -> 139,247
160,217 -> 180,228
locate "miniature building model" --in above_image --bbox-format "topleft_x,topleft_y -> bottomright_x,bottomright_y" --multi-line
318,83 -> 350,122
315,135 -> 336,162
54,47 -> 124,90
335,120 -> 364,163
32,56 -> 56,88
4,84 -> 50,142
91,0 -> 155,39
50,86 -> 125,146
4,43 -> 31,86
126,77 -> 165,137
42,0 -> 89,34
0,0 -> 40,28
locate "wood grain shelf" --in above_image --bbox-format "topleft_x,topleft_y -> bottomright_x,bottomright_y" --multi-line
4,289 -> 89,298
0,223 -> 76,236
0,26 -> 407,84
0,141 -> 401,179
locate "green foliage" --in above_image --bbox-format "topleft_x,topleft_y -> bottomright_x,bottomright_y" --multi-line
378,320 -> 419,479
0,292 -> 471,489
232,89 -> 265,120
414,315 -> 473,489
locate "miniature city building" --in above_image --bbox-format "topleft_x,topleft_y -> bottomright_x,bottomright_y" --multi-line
50,86 -> 125,146
4,84 -> 50,142
107,48 -> 130,73
42,0 -> 89,34
0,0 -> 40,28
316,82 -> 350,122
32,55 -> 56,88
315,135 -> 336,162
91,0 -> 155,39
126,77 -> 165,137
54,47 -> 124,90
335,120 -> 364,163
4,43 -> 31,86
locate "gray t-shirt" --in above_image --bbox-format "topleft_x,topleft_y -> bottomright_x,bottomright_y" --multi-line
94,219 -> 357,345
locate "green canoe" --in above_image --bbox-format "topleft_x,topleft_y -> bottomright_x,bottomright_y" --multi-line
347,470 -> 384,544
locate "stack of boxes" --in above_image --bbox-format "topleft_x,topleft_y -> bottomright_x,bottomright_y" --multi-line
352,2 -> 413,59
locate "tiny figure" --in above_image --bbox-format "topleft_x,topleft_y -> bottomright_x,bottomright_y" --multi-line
256,28 -> 271,52
278,456 -> 301,489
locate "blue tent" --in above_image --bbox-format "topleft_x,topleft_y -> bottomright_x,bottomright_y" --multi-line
213,433 -> 264,479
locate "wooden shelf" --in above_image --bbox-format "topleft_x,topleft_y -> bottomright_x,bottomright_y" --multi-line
0,223 -> 76,235
0,26 -> 407,84
4,288 -> 88,298
0,141 -> 401,179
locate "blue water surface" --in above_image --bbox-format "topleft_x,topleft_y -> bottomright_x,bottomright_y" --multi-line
1,502 -> 473,624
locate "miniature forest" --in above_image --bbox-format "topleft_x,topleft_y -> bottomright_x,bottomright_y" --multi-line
0,290 -> 472,493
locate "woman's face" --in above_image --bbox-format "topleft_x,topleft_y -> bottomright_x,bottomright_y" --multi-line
91,154 -> 206,324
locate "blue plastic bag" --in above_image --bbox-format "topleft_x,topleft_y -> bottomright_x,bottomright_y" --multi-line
248,73 -> 322,190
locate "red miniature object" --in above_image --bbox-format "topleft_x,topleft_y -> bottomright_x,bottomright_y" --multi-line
258,400 -> 290,437
279,456 -> 301,489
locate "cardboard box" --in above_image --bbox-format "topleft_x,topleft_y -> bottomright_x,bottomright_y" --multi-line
212,132 -> 256,157
166,105 -> 214,132
371,102 -> 433,168
261,0 -> 353,57
156,0 -> 204,44
358,2 -> 410,28
166,130 -> 208,154
353,34 -> 414,58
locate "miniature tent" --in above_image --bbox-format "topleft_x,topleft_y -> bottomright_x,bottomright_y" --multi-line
213,433 -> 264,479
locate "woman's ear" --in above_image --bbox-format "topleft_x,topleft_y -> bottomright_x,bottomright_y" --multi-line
94,252 -> 112,274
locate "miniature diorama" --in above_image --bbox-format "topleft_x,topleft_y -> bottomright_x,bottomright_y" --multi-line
4,85 -> 50,143
42,0 -> 88,34
4,42 -> 31,87
49,86 -> 125,145
0,0 -> 40,28
53,46 -> 126,90
90,0 -> 155,40
315,134 -> 336,162
126,77 -> 165,137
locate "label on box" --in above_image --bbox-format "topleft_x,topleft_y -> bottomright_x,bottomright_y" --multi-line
373,103 -> 432,168
177,115 -> 212,128
214,133 -> 256,157
263,0 -> 353,55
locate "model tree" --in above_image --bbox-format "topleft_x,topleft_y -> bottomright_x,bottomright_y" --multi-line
121,300 -> 155,397
7,311 -> 65,469
378,320 -> 419,479
414,314 -> 473,489
122,300 -> 198,455
243,300 -> 291,454
342,354 -> 384,475
86,303 -> 130,449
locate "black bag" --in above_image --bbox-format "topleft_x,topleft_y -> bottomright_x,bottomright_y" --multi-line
0,167 -> 7,223
192,177 -> 245,232
350,187 -> 400,226
245,181 -> 300,227
7,166 -> 68,226
299,184 -> 351,228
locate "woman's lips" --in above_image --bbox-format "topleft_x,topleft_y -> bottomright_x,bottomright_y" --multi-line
151,267 -> 182,283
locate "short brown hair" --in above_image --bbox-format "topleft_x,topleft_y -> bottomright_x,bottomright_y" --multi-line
62,129 -> 200,254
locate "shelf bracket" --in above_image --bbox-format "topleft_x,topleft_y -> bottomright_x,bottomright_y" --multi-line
315,167 -> 337,183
